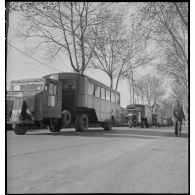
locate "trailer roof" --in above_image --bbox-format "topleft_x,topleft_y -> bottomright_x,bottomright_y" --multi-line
44,72 -> 120,95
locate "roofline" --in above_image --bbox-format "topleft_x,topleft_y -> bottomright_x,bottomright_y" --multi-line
11,78 -> 46,83
44,72 -> 120,94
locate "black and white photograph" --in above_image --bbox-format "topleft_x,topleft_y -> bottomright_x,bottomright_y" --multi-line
6,1 -> 189,194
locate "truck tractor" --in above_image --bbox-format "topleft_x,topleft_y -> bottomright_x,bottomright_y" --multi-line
126,104 -> 152,128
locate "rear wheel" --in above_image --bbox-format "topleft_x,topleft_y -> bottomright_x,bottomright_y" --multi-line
48,118 -> 61,132
128,122 -> 133,128
128,120 -> 132,128
75,113 -> 88,132
146,121 -> 149,128
13,124 -> 27,135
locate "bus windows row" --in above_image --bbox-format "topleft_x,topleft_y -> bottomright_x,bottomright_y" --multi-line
88,82 -> 120,104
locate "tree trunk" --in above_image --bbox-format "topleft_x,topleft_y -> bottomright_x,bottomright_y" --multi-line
110,75 -> 113,89
132,74 -> 134,104
128,76 -> 132,105
6,2 -> 9,40
80,35 -> 85,73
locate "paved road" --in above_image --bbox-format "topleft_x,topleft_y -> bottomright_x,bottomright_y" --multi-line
7,126 -> 189,193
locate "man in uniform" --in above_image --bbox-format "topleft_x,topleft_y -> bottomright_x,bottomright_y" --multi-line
173,100 -> 186,136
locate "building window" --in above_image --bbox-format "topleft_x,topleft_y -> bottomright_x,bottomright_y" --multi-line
101,88 -> 105,99
95,85 -> 100,97
106,90 -> 110,101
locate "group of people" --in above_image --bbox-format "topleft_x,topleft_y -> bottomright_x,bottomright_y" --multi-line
173,100 -> 186,136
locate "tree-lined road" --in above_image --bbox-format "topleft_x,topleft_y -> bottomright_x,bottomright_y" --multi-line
7,127 -> 188,193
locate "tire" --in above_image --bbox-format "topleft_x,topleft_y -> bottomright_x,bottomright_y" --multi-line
62,110 -> 72,126
48,118 -> 61,132
141,120 -> 144,128
128,121 -> 132,128
75,113 -> 88,132
74,114 -> 80,132
104,122 -> 112,131
13,124 -> 27,135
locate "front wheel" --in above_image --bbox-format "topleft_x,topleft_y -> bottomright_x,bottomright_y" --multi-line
48,118 -> 61,132
128,121 -> 132,128
13,124 -> 27,135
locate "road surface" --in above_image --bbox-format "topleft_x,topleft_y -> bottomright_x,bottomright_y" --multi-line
7,126 -> 189,193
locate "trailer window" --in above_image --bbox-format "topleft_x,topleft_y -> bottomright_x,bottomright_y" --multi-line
62,80 -> 76,91
116,94 -> 120,104
106,90 -> 110,101
88,82 -> 95,95
95,85 -> 100,97
101,88 -> 105,99
111,92 -> 115,102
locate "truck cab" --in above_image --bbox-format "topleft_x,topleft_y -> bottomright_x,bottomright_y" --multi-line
126,108 -> 140,128
126,104 -> 151,128
6,77 -> 62,134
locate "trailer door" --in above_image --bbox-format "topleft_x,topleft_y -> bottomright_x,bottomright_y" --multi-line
47,81 -> 62,118
61,79 -> 77,110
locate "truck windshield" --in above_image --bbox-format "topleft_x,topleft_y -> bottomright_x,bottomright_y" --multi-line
10,81 -> 44,91
26,82 -> 44,91
127,110 -> 137,115
10,83 -> 27,91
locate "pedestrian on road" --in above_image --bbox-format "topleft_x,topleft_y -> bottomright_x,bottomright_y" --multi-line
173,100 -> 186,135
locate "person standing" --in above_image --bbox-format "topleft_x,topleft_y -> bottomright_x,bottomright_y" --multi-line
173,100 -> 186,136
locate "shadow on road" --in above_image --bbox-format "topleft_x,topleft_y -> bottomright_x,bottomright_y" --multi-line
27,132 -> 155,140
166,131 -> 189,138
26,127 -> 188,139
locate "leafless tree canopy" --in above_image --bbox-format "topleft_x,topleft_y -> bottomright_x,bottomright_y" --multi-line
139,2 -> 188,113
8,2 -> 188,114
11,2 -> 107,73
133,74 -> 165,106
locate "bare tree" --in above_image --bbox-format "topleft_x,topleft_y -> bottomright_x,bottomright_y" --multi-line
6,2 -> 10,40
134,74 -> 165,106
11,2 -> 105,73
159,97 -> 174,118
88,4 -> 151,90
134,78 -> 145,104
139,2 -> 188,111
87,8 -> 126,88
